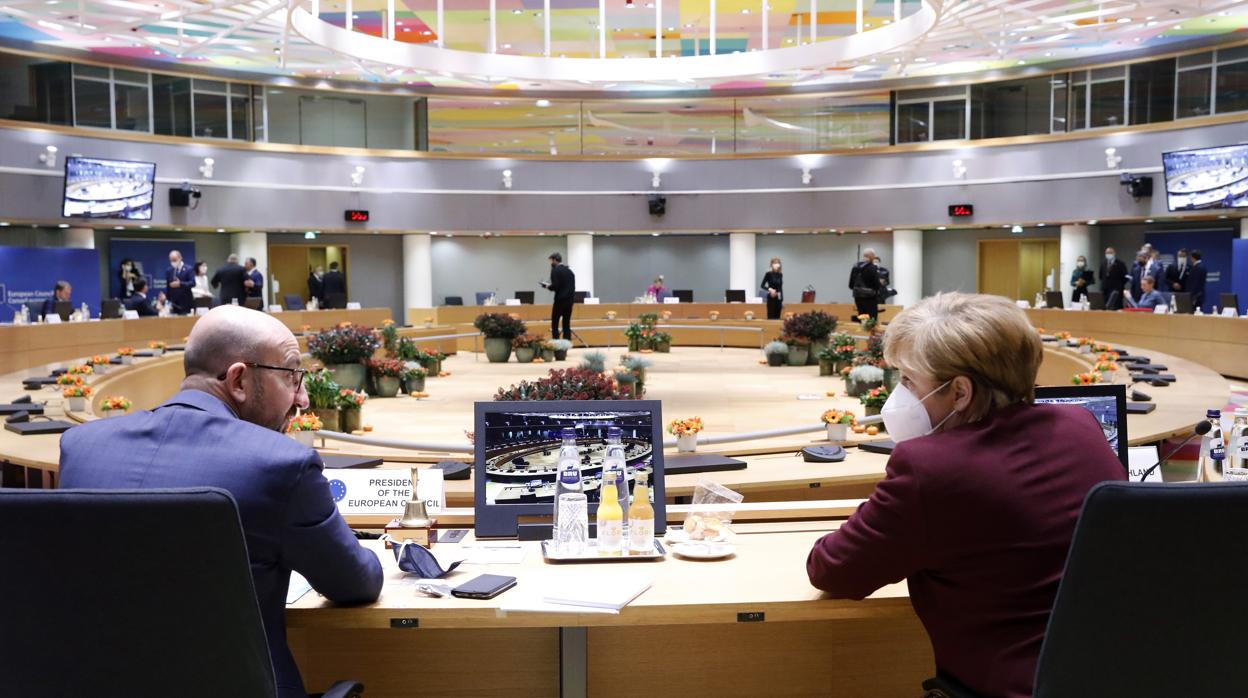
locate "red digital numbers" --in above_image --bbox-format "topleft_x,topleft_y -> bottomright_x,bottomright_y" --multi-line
948,204 -> 974,217
344,210 -> 370,222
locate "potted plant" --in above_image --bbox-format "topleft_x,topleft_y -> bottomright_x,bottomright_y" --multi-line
605,310 -> 618,321
620,354 -> 651,396
368,358 -> 406,397
423,315 -> 435,329
67,364 -> 94,380
100,395 -> 132,417
1094,361 -> 1119,382
816,347 -> 837,376
652,331 -> 673,353
785,336 -> 812,366
550,339 -> 572,361
624,323 -> 646,352
307,323 -> 380,392
402,364 -> 427,393
55,374 -> 85,394
88,355 -> 111,375
512,334 -> 545,363
148,340 -> 167,357
822,409 -> 857,441
613,367 -> 640,398
744,310 -> 756,321
539,340 -> 556,362
1072,371 -> 1103,386
474,313 -> 526,363
494,367 -> 625,401
379,319 -> 399,355
857,314 -> 879,333
304,368 -> 342,432
859,385 -> 890,418
286,412 -> 323,446
829,332 -> 857,373
117,347 -> 135,365
337,389 -> 367,433
846,364 -> 884,397
668,417 -> 704,453
763,341 -> 789,366
62,384 -> 92,412
1075,337 -> 1093,354
783,310 -> 838,364
708,310 -> 720,321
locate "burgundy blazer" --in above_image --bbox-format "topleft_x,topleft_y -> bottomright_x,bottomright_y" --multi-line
807,402 -> 1126,698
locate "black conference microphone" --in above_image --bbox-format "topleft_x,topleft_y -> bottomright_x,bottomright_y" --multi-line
1137,420 -> 1212,482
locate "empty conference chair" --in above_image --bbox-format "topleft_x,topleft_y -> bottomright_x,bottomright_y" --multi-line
0,488 -> 364,698
100,299 -> 123,319
194,297 -> 213,310
515,291 -> 535,305
1033,482 -> 1248,697
243,297 -> 265,311
444,296 -> 464,306
325,293 -> 348,309
474,291 -> 494,305
284,294 -> 306,311
1219,293 -> 1239,315
673,289 -> 693,304
573,291 -> 589,304
725,289 -> 746,303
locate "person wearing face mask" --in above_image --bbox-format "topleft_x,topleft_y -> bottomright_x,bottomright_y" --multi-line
191,261 -> 213,303
118,258 -> 140,300
761,257 -> 784,320
1098,246 -> 1128,310
1069,255 -> 1094,304
805,292 -> 1124,698
58,305 -> 383,698
848,249 -> 883,321
1167,248 -> 1190,295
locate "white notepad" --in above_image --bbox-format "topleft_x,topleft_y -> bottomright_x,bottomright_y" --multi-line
541,572 -> 651,611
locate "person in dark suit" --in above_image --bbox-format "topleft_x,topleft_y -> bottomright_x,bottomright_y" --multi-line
123,278 -> 162,317
322,261 -> 347,307
540,252 -> 576,340
1166,248 -> 1190,294
848,249 -> 883,321
761,257 -> 784,320
1129,251 -> 1149,301
164,250 -> 195,315
1188,249 -> 1208,312
1098,247 -> 1129,310
307,265 -> 325,305
59,305 -> 384,698
211,254 -> 248,306
807,292 -> 1125,698
1145,249 -> 1166,290
39,280 -> 72,320
1069,255 -> 1094,304
244,257 -> 264,300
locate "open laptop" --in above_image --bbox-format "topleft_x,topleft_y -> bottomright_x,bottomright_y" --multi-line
725,289 -> 746,303
1086,292 -> 1106,310
1044,291 -> 1065,309
1034,384 -> 1128,469
1172,292 -> 1193,314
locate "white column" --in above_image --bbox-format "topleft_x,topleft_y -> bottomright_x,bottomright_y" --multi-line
892,229 -> 922,307
729,232 -> 756,296
63,227 -> 94,249
1059,224 -> 1098,294
567,233 -> 594,298
232,231 -> 269,305
1240,218 -> 1248,239
403,233 -> 433,317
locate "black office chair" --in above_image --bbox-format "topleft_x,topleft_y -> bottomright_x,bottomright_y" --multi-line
1033,482 -> 1248,697
243,297 -> 265,311
325,293 -> 348,309
573,291 -> 589,304
725,289 -> 746,303
1171,291 -> 1193,314
515,291 -> 535,305
100,299 -> 123,319
0,488 -> 364,698
53,301 -> 73,321
1086,292 -> 1105,310
1219,292 -> 1239,314
194,297 -> 213,309
673,289 -> 693,303
444,296 -> 464,306
1044,291 -> 1065,309
474,291 -> 494,305
24,301 -> 43,320
284,294 -> 306,310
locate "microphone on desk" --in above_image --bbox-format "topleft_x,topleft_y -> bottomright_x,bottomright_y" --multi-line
858,414 -> 885,426
1137,420 -> 1211,482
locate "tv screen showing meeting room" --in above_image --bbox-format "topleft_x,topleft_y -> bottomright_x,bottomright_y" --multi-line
480,408 -> 656,508
1162,144 -> 1248,211
62,156 -> 157,220
1034,386 -> 1127,467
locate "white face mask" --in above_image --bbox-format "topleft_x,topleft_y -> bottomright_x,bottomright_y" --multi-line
881,380 -> 956,443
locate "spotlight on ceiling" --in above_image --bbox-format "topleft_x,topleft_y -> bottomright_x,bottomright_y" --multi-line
38,144 -> 58,168
1104,147 -> 1123,169
304,231 -> 318,240
350,166 -> 365,187
199,157 -> 215,179
1011,224 -> 1024,234
952,159 -> 967,179
651,171 -> 661,188
502,169 -> 513,189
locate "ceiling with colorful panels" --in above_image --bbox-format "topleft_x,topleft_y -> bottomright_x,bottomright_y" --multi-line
0,0 -> 1245,92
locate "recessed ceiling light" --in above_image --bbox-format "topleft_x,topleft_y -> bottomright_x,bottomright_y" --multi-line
113,225 -> 123,230
1087,219 -> 1098,225
57,223 -> 69,228
216,228 -> 225,233
740,8 -> 749,13
536,99 -> 552,107
1145,218 -> 1155,223
775,229 -> 784,234
0,222 -> 10,226
1116,17 -> 1131,23
937,226 -> 947,230
1037,222 -> 1046,227
651,232 -> 660,237
140,224 -> 150,229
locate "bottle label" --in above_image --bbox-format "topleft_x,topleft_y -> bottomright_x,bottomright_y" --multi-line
629,519 -> 654,553
598,520 -> 623,554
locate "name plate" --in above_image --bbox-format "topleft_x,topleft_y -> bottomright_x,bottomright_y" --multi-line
327,468 -> 444,515
504,299 -> 521,306
1128,445 -> 1162,483
1153,305 -> 1168,314
583,297 -> 600,305
663,297 -> 681,304
346,301 -> 362,310
1223,468 -> 1248,482
1222,308 -> 1238,318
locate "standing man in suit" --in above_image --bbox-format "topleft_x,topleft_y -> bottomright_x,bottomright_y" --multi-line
307,265 -> 325,305
164,250 -> 195,315
211,254 -> 248,306
123,278 -> 163,317
1098,247 -> 1129,310
540,252 -> 576,340
322,261 -> 347,307
39,280 -> 72,320
244,257 -> 264,302
848,249 -> 883,321
1188,249 -> 1208,312
1167,248 -> 1190,295
59,305 -> 384,698
1129,251 -> 1149,301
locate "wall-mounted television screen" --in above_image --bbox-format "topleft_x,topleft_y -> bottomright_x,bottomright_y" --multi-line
1161,144 -> 1248,211
62,156 -> 157,220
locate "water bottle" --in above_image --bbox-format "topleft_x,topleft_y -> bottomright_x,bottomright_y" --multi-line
1035,291 -> 1044,309
80,302 -> 89,320
1229,409 -> 1248,471
602,427 -> 629,531
1199,409 -> 1225,476
230,297 -> 239,306
551,428 -> 583,539
1169,295 -> 1177,314
1210,444 -> 1227,478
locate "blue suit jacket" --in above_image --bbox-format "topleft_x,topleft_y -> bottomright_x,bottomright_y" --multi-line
164,264 -> 195,314
247,269 -> 264,298
58,390 -> 383,698
1188,263 -> 1208,309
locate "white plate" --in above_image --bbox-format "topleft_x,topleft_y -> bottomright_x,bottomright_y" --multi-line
672,542 -> 736,560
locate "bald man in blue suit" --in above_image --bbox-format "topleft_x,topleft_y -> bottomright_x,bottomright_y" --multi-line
59,306 -> 383,698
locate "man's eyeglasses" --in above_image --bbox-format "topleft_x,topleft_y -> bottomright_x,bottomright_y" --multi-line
217,362 -> 307,389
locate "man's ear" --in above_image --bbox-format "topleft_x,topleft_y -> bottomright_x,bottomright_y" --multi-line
221,362 -> 249,403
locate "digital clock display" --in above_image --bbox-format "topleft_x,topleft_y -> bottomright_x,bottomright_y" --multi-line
948,204 -> 974,217
344,209 -> 370,222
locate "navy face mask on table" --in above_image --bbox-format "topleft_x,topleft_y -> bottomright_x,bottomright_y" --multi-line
390,540 -> 462,578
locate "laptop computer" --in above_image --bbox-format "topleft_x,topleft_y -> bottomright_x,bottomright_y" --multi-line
1034,384 -> 1128,468
1044,291 -> 1065,310
725,289 -> 746,303
4,411 -> 72,435
1087,292 -> 1106,310
1172,292 -> 1193,314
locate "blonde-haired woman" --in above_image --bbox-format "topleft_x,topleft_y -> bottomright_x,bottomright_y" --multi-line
806,292 -> 1124,698
760,257 -> 783,319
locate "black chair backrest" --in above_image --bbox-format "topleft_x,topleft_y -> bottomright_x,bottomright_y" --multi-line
1172,291 -> 1193,313
0,488 -> 276,696
1086,291 -> 1105,310
573,291 -> 589,303
24,301 -> 43,319
194,297 -> 213,308
100,299 -> 123,319
325,293 -> 348,309
444,296 -> 464,306
54,301 -> 73,321
1219,293 -> 1239,313
515,291 -> 535,305
243,297 -> 264,311
474,291 -> 493,305
1045,291 -> 1065,309
284,294 -> 306,310
725,289 -> 746,303
673,289 -> 693,303
1034,482 -> 1248,697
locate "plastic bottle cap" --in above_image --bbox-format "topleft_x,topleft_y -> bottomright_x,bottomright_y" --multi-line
1207,410 -> 1222,418
561,428 -> 577,439
607,426 -> 622,439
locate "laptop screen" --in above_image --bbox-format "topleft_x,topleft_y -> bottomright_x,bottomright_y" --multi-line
1033,384 -> 1128,468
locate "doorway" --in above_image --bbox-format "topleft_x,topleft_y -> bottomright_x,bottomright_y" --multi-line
977,239 -> 1060,301
268,244 -> 349,308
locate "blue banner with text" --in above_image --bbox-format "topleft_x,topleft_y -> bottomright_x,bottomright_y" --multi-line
0,246 -> 101,322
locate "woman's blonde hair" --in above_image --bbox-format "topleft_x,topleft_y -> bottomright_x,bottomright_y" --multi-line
770,257 -> 782,266
883,292 -> 1041,422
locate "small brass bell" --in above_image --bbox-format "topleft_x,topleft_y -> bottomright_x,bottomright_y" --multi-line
400,466 -> 432,528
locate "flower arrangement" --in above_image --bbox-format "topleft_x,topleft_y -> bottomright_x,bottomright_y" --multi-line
337,389 -> 368,409
708,310 -> 720,321
379,320 -> 399,354
512,333 -> 547,350
743,310 -> 756,321
668,417 -> 705,436
494,368 -> 624,401
783,335 -> 812,348
821,409 -> 857,425
859,386 -> 890,408
63,385 -> 92,398
660,310 -> 672,321
1035,327 -> 1046,334
101,396 -> 132,412
67,364 -> 93,376
763,340 -> 789,357
848,364 -> 885,384
1075,337 -> 1094,346
286,413 -> 323,433
148,341 -> 167,350
367,357 -> 407,378
1054,331 -> 1071,340
401,364 -> 427,381
782,310 -> 838,342
1072,372 -> 1103,385
474,312 -> 527,339
578,351 -> 607,373
840,366 -> 853,377
89,355 -> 111,366
857,314 -> 879,333
117,347 -> 135,356
830,332 -> 857,361
304,368 -> 341,410
1094,361 -> 1120,373
605,310 -> 618,320
301,324 -> 312,333
309,324 -> 380,365
1096,351 -> 1120,362
56,374 -> 84,387
1091,342 -> 1113,353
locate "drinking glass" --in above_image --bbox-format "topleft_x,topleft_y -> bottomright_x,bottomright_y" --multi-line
555,493 -> 588,556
